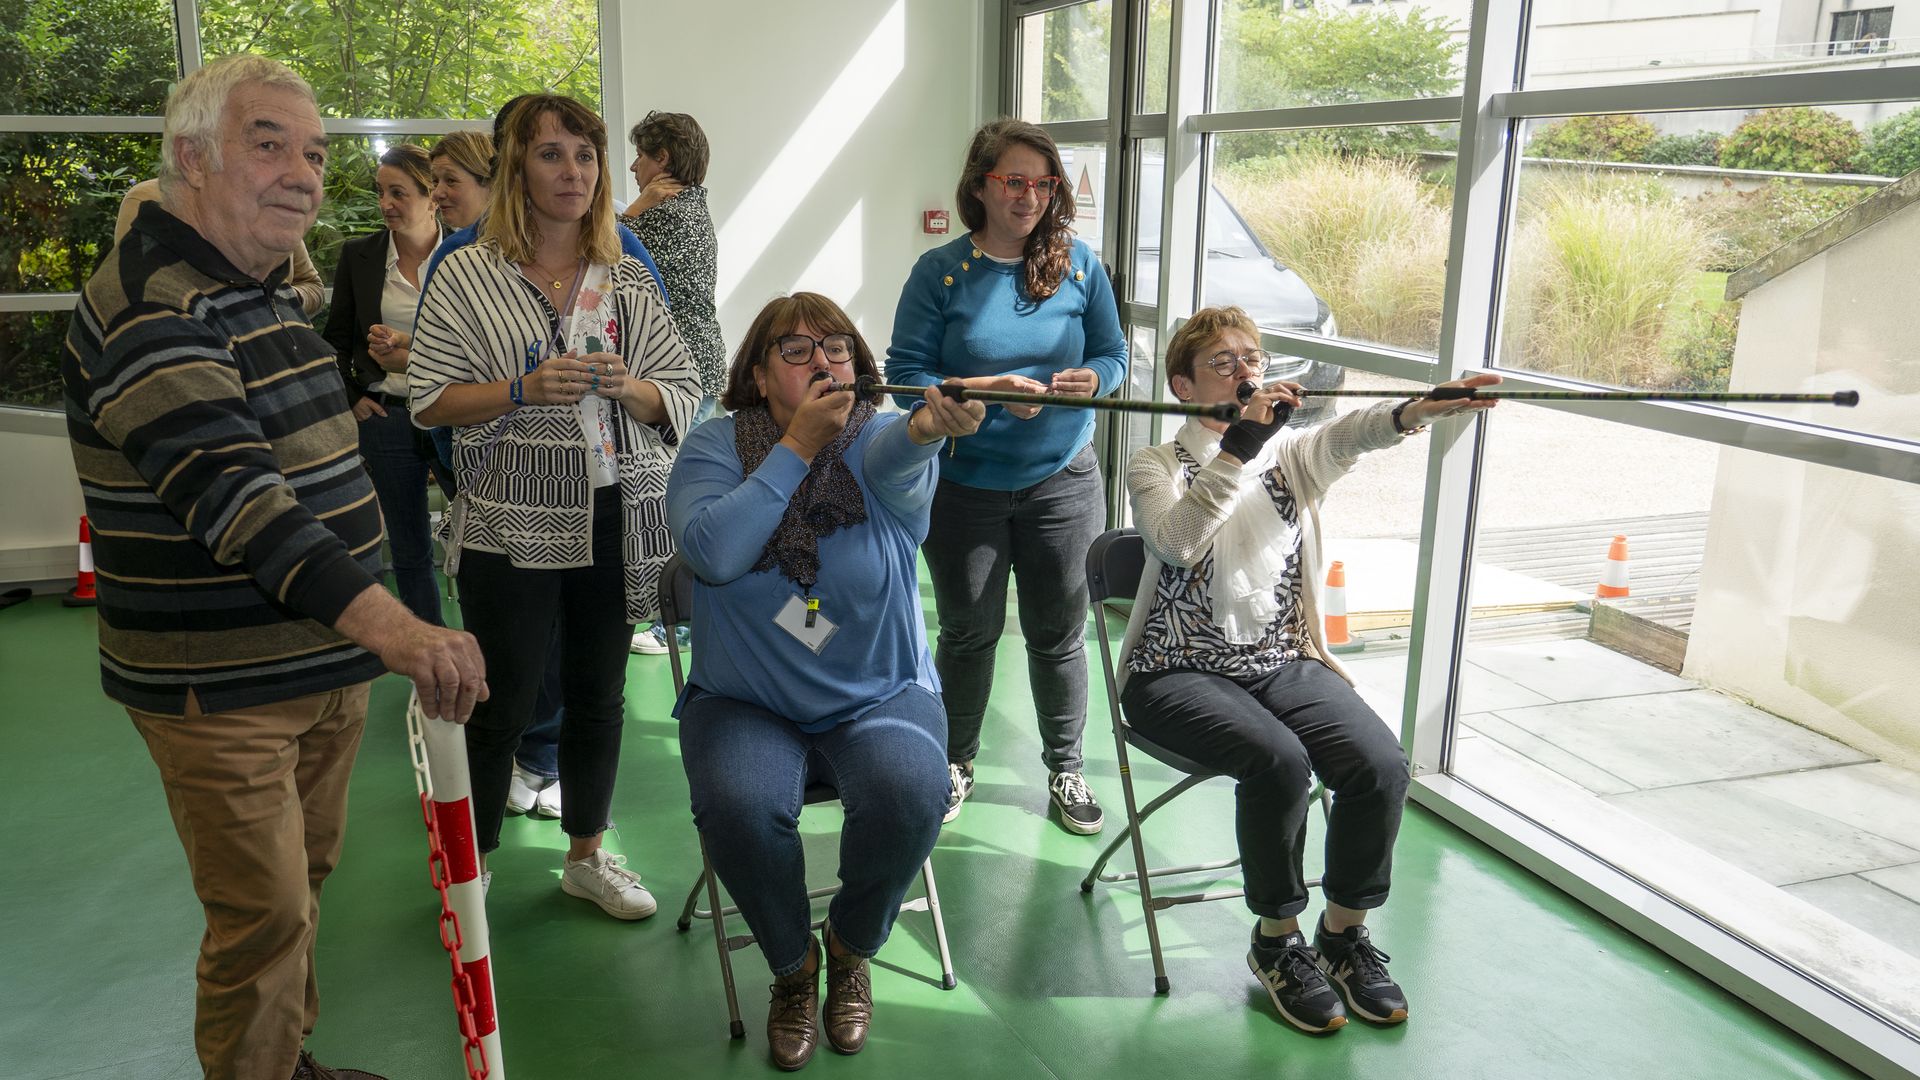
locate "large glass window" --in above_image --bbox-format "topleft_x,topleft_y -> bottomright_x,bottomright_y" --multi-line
0,0 -> 177,115
196,0 -> 602,117
1500,105 -> 1920,445
1523,0 -> 1919,88
1207,125 -> 1458,355
1213,0 -> 1467,112
0,2 -> 604,411
1453,421 -> 1920,1040
1017,1 -> 1114,123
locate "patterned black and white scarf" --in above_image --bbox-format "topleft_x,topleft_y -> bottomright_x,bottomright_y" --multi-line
733,401 -> 877,588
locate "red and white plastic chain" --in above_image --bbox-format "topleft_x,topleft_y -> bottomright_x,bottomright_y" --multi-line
407,699 -> 491,1080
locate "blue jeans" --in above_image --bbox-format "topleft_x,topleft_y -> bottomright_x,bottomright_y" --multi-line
680,684 -> 948,976
921,443 -> 1105,772
357,402 -> 455,625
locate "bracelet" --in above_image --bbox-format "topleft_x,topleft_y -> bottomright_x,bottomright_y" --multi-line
509,376 -> 525,406
1391,397 -> 1424,435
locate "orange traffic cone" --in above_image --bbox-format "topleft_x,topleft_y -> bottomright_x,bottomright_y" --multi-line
1323,561 -> 1364,653
63,516 -> 98,608
1595,534 -> 1630,599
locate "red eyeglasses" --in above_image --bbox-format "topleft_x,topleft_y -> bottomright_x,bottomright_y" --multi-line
984,173 -> 1062,200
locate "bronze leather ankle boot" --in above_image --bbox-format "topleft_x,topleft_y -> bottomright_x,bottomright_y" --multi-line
767,937 -> 821,1071
822,927 -> 873,1054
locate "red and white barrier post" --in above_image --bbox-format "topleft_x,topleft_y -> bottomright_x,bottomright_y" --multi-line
406,692 -> 504,1080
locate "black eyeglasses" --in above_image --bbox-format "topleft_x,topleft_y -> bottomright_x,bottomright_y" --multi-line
773,334 -> 856,364
1204,349 -> 1272,377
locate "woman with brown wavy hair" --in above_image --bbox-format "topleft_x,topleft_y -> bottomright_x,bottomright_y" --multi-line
885,117 -> 1128,836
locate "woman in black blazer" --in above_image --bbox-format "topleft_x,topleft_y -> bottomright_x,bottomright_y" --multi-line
324,143 -> 454,625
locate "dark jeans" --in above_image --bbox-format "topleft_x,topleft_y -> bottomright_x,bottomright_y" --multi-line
680,685 -> 948,976
922,444 -> 1105,773
1120,660 -> 1410,919
515,634 -> 564,780
357,402 -> 456,625
456,486 -> 632,853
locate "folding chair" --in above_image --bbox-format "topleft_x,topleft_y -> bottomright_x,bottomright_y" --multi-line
656,554 -> 957,1040
1080,528 -> 1330,994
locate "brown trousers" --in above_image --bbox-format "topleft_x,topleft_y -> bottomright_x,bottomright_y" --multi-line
128,682 -> 371,1080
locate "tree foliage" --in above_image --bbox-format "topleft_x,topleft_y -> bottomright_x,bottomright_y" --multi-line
1214,2 -> 1462,162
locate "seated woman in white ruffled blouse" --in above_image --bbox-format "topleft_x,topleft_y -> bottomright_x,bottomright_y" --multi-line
1118,305 -> 1497,1036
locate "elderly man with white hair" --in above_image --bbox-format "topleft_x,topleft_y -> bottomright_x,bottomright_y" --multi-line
63,54 -> 487,1080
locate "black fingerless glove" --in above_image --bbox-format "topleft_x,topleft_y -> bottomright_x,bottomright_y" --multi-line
1218,402 -> 1292,463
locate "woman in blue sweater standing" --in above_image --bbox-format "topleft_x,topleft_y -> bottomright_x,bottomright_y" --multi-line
886,118 -> 1129,834
667,293 -> 983,1070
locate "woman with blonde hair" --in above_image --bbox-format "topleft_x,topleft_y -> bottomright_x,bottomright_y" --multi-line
410,94 -> 701,918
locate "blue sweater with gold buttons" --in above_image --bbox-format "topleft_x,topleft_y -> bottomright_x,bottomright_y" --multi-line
885,234 -> 1128,491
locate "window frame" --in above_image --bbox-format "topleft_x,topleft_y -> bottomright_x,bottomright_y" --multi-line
1001,2 -> 1920,1074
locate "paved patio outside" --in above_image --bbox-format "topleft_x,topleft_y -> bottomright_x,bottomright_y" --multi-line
1343,638 -> 1920,1037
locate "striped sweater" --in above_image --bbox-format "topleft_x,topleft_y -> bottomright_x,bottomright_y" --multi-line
63,201 -> 388,716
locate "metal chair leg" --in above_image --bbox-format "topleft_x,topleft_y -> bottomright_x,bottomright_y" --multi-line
677,864 -> 708,932
920,857 -> 957,990
698,837 -> 745,1039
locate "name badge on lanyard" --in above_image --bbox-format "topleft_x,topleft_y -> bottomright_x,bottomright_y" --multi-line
774,593 -> 837,654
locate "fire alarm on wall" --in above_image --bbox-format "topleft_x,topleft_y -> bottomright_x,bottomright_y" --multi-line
923,209 -> 950,234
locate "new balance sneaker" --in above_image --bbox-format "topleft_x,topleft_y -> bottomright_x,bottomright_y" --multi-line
531,778 -> 562,820
559,849 -> 658,920
1047,770 -> 1104,835
505,761 -> 545,815
1248,927 -> 1347,1034
942,762 -> 975,824
1314,918 -> 1409,1024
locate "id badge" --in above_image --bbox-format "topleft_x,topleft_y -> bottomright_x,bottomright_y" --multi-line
774,594 -> 837,654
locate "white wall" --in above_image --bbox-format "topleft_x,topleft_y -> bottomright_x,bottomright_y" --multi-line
0,416 -> 86,589
618,0 -> 998,358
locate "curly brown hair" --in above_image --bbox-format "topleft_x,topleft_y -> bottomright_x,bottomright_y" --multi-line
721,293 -> 881,413
955,118 -> 1076,301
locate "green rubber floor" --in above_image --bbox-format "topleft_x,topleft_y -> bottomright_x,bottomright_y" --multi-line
0,586 -> 1864,1079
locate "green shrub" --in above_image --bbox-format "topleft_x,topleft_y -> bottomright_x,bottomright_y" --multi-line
1858,107 -> 1920,178
1215,152 -> 1450,352
1662,299 -> 1739,392
1502,175 -> 1708,386
1646,132 -> 1723,167
1718,108 -> 1864,174
1688,180 -> 1869,271
1527,114 -> 1658,163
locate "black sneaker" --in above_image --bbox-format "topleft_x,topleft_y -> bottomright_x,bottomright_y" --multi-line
1248,928 -> 1347,1033
1314,918 -> 1409,1024
942,762 -> 974,824
1048,770 -> 1104,834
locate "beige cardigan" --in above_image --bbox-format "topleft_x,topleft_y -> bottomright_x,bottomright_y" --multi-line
1117,400 -> 1407,691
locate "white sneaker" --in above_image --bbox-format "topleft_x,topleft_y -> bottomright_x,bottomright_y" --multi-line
629,624 -> 670,655
560,849 -> 658,920
506,762 -> 545,815
532,779 -> 562,820
480,869 -> 493,894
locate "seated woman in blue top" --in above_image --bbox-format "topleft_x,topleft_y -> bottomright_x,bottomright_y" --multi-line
666,292 -> 984,1071
886,118 -> 1129,836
